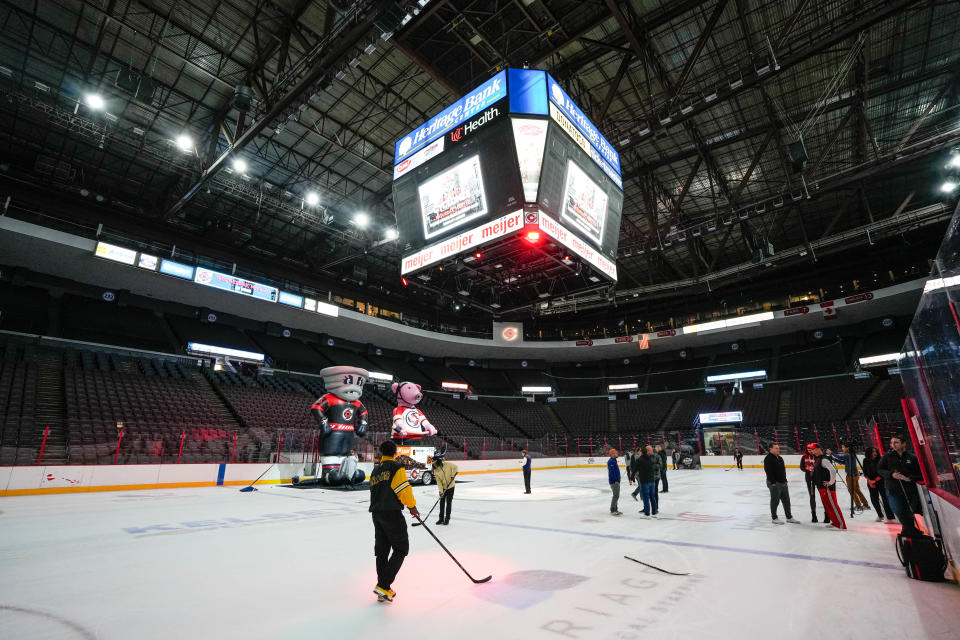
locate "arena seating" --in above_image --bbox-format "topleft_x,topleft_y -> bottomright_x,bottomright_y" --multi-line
790,377 -> 875,423
0,289 -> 919,466
727,387 -> 781,425
0,344 -> 38,464
615,394 -> 677,431
551,397 -> 609,433
667,392 -> 724,428
850,377 -> 905,419
63,351 -> 239,463
485,398 -> 560,437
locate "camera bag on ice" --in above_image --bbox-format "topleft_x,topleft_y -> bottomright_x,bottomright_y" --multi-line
895,533 -> 947,582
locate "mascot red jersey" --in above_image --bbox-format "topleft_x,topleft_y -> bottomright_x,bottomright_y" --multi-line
310,366 -> 368,485
391,381 -> 437,440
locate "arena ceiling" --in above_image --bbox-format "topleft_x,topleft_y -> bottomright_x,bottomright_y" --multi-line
1,0 -> 959,320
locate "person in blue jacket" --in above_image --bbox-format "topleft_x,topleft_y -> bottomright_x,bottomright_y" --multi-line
607,448 -> 622,516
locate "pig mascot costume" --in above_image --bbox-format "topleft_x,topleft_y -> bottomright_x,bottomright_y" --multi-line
391,381 -> 438,440
311,366 -> 369,485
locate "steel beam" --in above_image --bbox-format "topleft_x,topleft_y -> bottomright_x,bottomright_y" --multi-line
164,0 -> 396,221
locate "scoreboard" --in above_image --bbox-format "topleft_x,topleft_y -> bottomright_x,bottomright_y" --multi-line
392,69 -> 623,282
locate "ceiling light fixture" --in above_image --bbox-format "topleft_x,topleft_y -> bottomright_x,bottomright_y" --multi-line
85,93 -> 104,110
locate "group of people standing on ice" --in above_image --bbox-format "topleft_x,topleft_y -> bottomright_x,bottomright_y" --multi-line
766,435 -> 923,534
608,444 -> 670,517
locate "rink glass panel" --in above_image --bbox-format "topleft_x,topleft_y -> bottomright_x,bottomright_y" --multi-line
898,203 -> 960,496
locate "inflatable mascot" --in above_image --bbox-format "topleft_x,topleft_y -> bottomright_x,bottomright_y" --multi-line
310,365 -> 369,485
391,381 -> 438,440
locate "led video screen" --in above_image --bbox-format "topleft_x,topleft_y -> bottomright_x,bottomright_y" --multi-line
560,160 -> 608,246
537,120 -> 623,260
392,113 -> 523,254
418,155 -> 488,240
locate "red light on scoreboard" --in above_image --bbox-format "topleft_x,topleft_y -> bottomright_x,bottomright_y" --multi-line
401,277 -> 409,286
474,251 -> 482,260
526,231 -> 541,242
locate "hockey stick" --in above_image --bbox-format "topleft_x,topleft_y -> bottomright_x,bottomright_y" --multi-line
239,463 -> 274,492
412,494 -> 441,527
624,555 -> 690,576
414,515 -> 492,583
413,472 -> 457,527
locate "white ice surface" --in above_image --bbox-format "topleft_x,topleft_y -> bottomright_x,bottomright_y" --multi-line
0,467 -> 958,640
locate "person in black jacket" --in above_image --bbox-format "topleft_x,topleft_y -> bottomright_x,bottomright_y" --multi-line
369,440 -> 420,602
631,445 -> 659,517
877,435 -> 923,536
862,446 -> 895,523
734,448 -> 744,470
812,444 -> 846,530
799,444 -> 824,522
764,443 -> 798,524
656,444 -> 669,493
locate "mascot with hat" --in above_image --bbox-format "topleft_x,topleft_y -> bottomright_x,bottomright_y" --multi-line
391,381 -> 438,440
310,366 -> 369,485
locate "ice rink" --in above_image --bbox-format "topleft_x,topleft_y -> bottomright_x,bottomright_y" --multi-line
1,466 -> 958,639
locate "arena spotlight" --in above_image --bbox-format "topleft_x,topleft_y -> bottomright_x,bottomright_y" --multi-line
353,212 -> 369,228
385,228 -> 398,240
85,93 -> 105,110
232,158 -> 248,173
305,191 -> 319,206
948,153 -> 960,169
942,181 -> 958,193
175,134 -> 193,152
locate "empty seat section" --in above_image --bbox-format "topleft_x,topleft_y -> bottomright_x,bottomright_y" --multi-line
727,388 -> 780,425
551,398 -> 608,433
791,378 -> 874,423
616,394 -> 676,431
486,398 -> 560,437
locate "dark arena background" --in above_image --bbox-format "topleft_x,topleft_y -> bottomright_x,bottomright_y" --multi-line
1,1 -> 959,637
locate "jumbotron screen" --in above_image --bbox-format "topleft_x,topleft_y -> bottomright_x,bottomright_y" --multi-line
392,69 -> 623,275
536,119 -> 623,261
392,109 -> 523,254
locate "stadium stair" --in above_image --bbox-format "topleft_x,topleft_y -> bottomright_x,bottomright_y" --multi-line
777,387 -> 792,424
35,351 -> 67,463
608,400 -> 617,432
848,379 -> 886,419
658,396 -> 685,430
197,370 -> 245,431
543,404 -> 568,433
